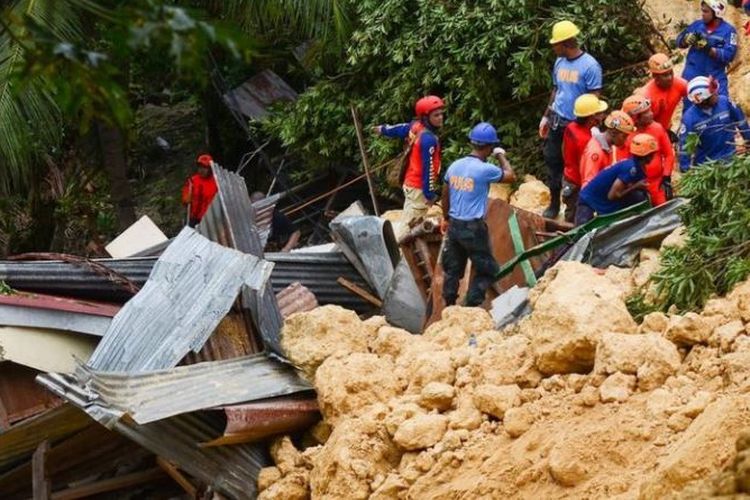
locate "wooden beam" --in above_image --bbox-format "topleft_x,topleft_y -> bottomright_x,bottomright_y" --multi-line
337,277 -> 383,307
156,457 -> 197,498
32,440 -> 50,500
51,468 -> 165,500
350,106 -> 381,216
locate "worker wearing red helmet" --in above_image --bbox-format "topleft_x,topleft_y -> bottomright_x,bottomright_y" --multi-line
181,154 -> 218,227
374,95 -> 445,221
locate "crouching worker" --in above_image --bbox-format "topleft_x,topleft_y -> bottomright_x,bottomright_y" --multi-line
575,133 -> 658,225
441,123 -> 516,307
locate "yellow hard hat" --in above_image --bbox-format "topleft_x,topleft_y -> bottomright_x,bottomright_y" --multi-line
629,133 -> 659,157
574,94 -> 608,118
550,21 -> 581,45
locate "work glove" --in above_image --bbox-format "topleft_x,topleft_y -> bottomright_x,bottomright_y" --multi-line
662,176 -> 674,200
695,35 -> 710,50
684,32 -> 698,47
539,116 -> 550,139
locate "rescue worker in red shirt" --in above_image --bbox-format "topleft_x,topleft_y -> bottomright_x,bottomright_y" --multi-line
374,96 -> 445,222
561,94 -> 608,222
636,53 -> 688,141
579,110 -> 636,190
181,154 -> 218,227
620,95 -> 675,205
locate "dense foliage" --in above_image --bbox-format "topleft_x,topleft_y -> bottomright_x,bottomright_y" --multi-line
649,155 -> 750,312
263,0 -> 657,181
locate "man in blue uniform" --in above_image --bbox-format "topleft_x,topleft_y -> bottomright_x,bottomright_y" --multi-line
539,20 -> 603,219
441,123 -> 516,307
679,76 -> 750,171
676,1 -> 738,101
576,134 -> 659,225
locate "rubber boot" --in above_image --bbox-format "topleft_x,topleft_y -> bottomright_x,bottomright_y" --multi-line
543,188 -> 561,219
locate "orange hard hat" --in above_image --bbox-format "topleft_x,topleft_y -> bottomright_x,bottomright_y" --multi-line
629,133 -> 659,157
648,53 -> 674,74
196,154 -> 213,167
603,110 -> 636,134
621,95 -> 652,116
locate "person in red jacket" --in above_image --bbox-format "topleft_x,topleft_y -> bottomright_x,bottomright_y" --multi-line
579,110 -> 636,189
621,95 -> 675,206
181,154 -> 218,227
374,95 -> 444,222
561,94 -> 608,222
635,53 -> 688,141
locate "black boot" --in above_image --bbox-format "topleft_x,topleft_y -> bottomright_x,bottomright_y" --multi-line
543,188 -> 561,219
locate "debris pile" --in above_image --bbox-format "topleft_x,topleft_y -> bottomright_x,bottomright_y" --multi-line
259,258 -> 750,499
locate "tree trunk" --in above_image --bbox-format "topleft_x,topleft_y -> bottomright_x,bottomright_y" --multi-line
97,121 -> 136,231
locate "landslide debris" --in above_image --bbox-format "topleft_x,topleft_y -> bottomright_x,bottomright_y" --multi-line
264,257 -> 750,499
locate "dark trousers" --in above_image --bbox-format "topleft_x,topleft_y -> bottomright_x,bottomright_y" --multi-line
574,189 -> 649,226
543,113 -> 570,197
442,219 -> 500,307
562,179 -> 580,224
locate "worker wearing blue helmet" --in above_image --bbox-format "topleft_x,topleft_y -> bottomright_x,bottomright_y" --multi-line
441,122 -> 516,307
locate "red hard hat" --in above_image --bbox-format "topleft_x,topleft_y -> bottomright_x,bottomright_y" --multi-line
196,154 -> 213,167
415,95 -> 445,117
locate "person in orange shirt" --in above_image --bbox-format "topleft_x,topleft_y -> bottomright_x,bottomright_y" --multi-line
636,54 -> 688,142
561,94 -> 608,223
621,95 -> 675,205
579,110 -> 636,190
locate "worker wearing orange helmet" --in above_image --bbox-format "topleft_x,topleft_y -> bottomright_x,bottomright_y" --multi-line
576,134 -> 658,225
374,95 -> 445,221
636,54 -> 688,139
561,94 -> 608,223
181,154 -> 218,227
579,110 -> 636,190
620,95 -> 675,205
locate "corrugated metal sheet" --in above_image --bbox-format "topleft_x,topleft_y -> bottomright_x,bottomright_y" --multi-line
0,363 -> 62,429
252,193 -> 281,248
276,282 -> 318,318
223,69 -> 298,119
0,405 -> 91,471
0,293 -> 117,336
86,228 -> 273,373
46,354 -> 311,425
182,313 -> 258,365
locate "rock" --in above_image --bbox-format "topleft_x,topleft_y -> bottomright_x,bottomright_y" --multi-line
632,248 -> 662,288
393,414 -> 448,451
473,384 -> 521,419
270,436 -> 302,475
595,332 -> 681,391
527,262 -> 637,375
419,382 -> 455,411
599,373 -> 636,403
664,313 -> 710,346
667,413 -> 692,432
385,399 -> 425,436
258,470 -> 309,500
489,183 -> 513,202
370,473 -> 409,499
281,305 -> 371,380
257,466 -> 282,492
660,226 -> 687,250
714,320 -> 745,352
310,421 -> 332,445
310,407 -> 401,499
369,326 -> 415,359
423,306 -> 494,349
503,406 -> 535,438
640,312 -> 669,334
728,279 -> 750,323
680,391 -> 714,419
448,393 -> 484,431
509,175 -> 550,215
315,353 -> 403,426
646,388 -> 680,418
403,350 -> 455,393
467,335 -> 538,387
580,385 -> 600,407
548,444 -> 588,487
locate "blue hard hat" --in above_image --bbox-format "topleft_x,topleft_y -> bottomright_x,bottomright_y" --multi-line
468,122 -> 500,146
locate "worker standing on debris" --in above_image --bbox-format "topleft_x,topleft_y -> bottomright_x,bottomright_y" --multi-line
579,111 -> 636,188
621,95 -> 675,205
676,1 -> 738,102
540,20 -> 603,219
576,134 -> 658,225
440,123 -> 515,308
561,94 -> 608,223
181,154 -> 218,227
679,76 -> 750,171
636,54 -> 688,138
250,192 -> 301,252
374,96 -> 445,222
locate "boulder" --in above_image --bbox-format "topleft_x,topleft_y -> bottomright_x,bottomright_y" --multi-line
473,384 -> 521,419
664,313 -> 710,346
599,373 -> 636,403
594,332 -> 681,391
419,382 -> 455,411
393,414 -> 448,451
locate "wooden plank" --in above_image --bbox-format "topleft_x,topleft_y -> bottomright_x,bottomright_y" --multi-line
351,106 -> 381,216
50,467 -> 165,500
32,440 -> 50,500
337,277 -> 383,307
156,457 -> 197,497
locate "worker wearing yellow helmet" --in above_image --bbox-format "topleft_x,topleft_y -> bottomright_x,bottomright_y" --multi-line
540,20 -> 603,219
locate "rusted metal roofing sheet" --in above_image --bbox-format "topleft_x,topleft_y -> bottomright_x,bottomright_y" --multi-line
86,228 -> 273,373
276,282 -> 319,318
223,69 -> 298,119
44,354 -> 311,425
0,293 -> 117,336
252,193 -> 281,248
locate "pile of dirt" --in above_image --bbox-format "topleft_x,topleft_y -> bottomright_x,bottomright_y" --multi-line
509,175 -> 550,215
261,256 -> 750,499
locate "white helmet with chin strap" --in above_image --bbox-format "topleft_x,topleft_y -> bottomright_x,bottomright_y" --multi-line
703,0 -> 727,18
